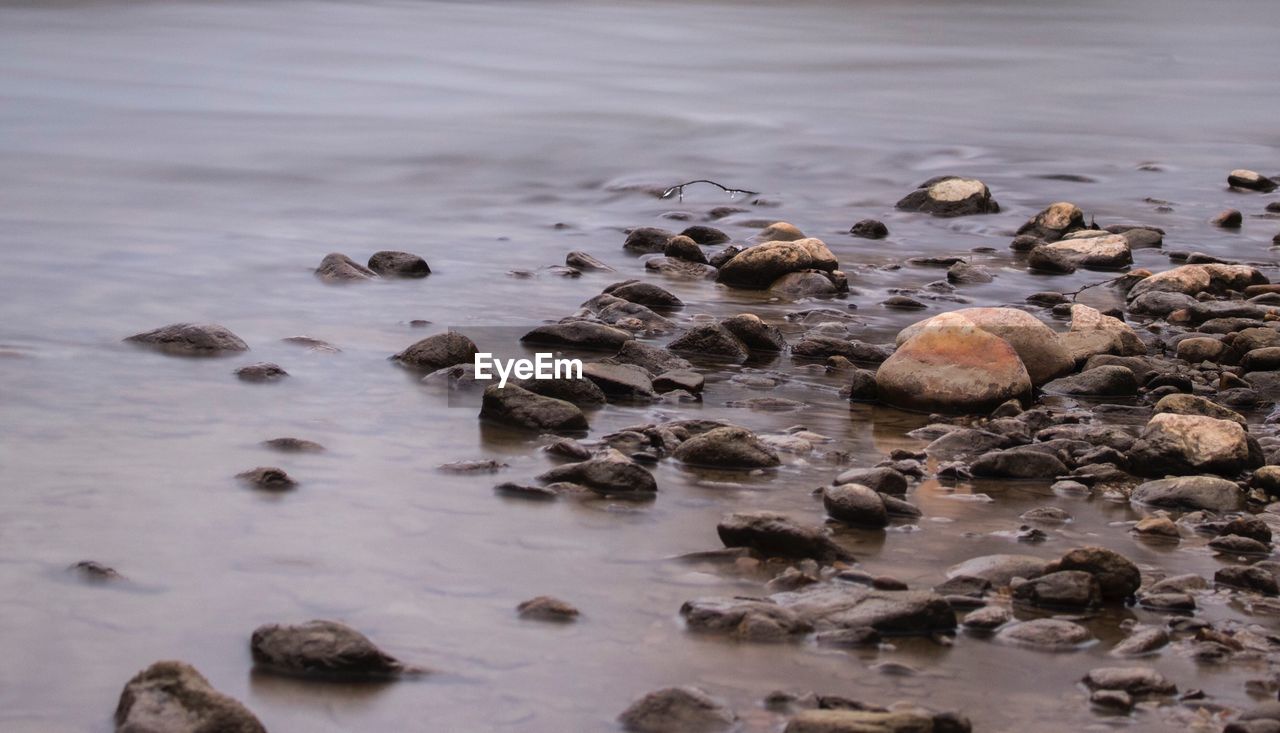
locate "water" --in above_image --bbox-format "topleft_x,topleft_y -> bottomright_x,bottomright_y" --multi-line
2,0 -> 1280,730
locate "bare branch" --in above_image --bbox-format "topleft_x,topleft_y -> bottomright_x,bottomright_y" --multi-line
660,179 -> 759,202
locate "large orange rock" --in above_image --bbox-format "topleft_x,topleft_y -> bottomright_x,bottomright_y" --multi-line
895,307 -> 1073,385
877,312 -> 1033,413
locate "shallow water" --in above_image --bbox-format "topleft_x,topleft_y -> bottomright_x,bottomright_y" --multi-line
2,0 -> 1280,730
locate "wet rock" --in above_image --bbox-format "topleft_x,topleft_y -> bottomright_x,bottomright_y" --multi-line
1127,264 -> 1266,301
437,459 -> 507,474
925,428 -> 1008,461
895,307 -> 1073,385
757,222 -> 806,241
115,660 -> 266,733
1082,667 -> 1177,697
847,369 -> 878,401
1213,209 -> 1244,228
1130,291 -> 1199,317
236,466 -> 296,491
125,323 -> 249,356
234,362 -> 288,382
261,437 -> 324,453
680,225 -> 730,245
618,686 -> 736,733
1221,516 -> 1272,544
1069,304 -> 1146,356
654,370 -> 704,394
780,585 -> 956,636
665,235 -> 708,264
674,426 -> 780,469
517,596 -> 580,622
393,331 -> 479,370
877,312 -> 1032,413
494,482 -> 578,500
1021,506 -> 1072,524
947,261 -> 993,284
315,252 -> 377,282
1042,365 -> 1138,396
1128,413 -> 1252,477
623,226 -> 676,254
281,335 -> 340,353
367,250 -> 430,278
784,709 -> 968,733
1090,689 -> 1133,713
578,294 -> 674,332
1132,515 -> 1180,540
521,321 -> 632,351
708,245 -> 742,268
823,484 -> 888,528
582,362 -> 655,399
1111,627 -> 1170,656
1032,234 -> 1132,270
717,511 -> 851,562
613,341 -> 691,376
250,620 -> 413,680
946,554 -> 1047,587
1209,534 -> 1271,555
566,251 -> 614,271
70,560 -> 122,582
1145,573 -> 1208,594
511,375 -> 608,407
668,323 -> 749,362
1215,566 -> 1278,595
1131,475 -> 1244,512
1139,592 -> 1196,612
604,280 -> 684,308
721,313 -> 787,353
961,605 -> 1010,630
1243,347 -> 1280,372
849,219 -> 888,239
1012,570 -> 1101,609
880,495 -> 922,518
792,337 -> 891,363
997,618 -> 1091,649
895,176 -> 999,217
881,295 -> 927,310
1044,546 -> 1140,601
1229,169 -> 1278,192
970,447 -> 1068,479
1154,393 -> 1245,425
538,452 -> 656,495
769,270 -> 844,298
716,238 -> 839,290
1017,202 -> 1086,241
832,467 -> 908,495
479,385 -> 588,433
680,598 -> 813,641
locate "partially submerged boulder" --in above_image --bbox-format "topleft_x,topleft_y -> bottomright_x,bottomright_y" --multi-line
125,323 -> 249,356
618,687 -> 736,733
716,511 -> 851,562
315,252 -> 377,282
115,660 -> 266,733
250,620 -> 414,680
1130,475 -> 1244,512
1127,413 -> 1252,477
894,307 -> 1072,385
393,332 -> 479,371
479,385 -> 588,433
673,426 -> 780,469
1126,264 -> 1267,301
895,176 -> 999,217
716,238 -> 838,290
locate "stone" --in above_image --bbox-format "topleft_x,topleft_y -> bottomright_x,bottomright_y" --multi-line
1020,506 -> 1072,524
578,294 -> 673,333
250,620 -> 413,680
654,370 -> 704,394
393,331 -> 479,370
125,323 -> 249,356
1244,347 -> 1280,372
1131,475 -> 1244,512
236,466 -> 296,491
1033,234 -> 1132,270
847,369 -> 878,401
613,341 -> 691,375
623,227 -> 676,254
1083,667 -> 1177,697
716,238 -> 839,290
970,448 -> 1068,479
962,606 -> 1010,630
925,428 -> 1007,461
517,596 -> 580,622
1209,534 -> 1271,555
521,321 -> 632,351
716,511 -> 851,562
1154,393 -> 1245,425
618,687 -> 735,733
680,225 -> 729,245
1044,546 -> 1140,601
115,660 -> 265,733
511,375 -> 607,407
479,385 -> 588,433
582,362 -> 655,399
1213,209 -> 1244,228
876,312 -> 1032,414
538,453 -> 656,495
1012,570 -> 1101,609
947,261 -> 993,284
1216,566 -> 1279,595
849,219 -> 888,239
1043,365 -> 1138,396
367,250 -> 430,277
1111,627 -> 1170,656
315,252 -> 377,282
1090,689 -> 1133,712
281,335 -> 340,353
895,307 -> 1073,385
1229,169 -> 1278,192
997,618 -> 1091,649
832,467 -> 908,495
757,222 -> 806,241
1132,516 -> 1180,540
1069,304 -> 1146,356
680,598 -> 813,641
823,484 -> 889,528
946,555 -> 1047,587
664,235 -> 708,264
1130,291 -> 1199,317
1128,413 -> 1252,477
792,337 -> 891,363
780,585 -> 956,636
1017,202 -> 1086,241
882,295 -> 927,310
721,314 -> 787,353
668,323 -> 749,362
566,251 -> 614,271
1221,516 -> 1272,544
783,709 -> 961,733
234,362 -> 287,382
674,427 -> 780,469
604,280 -> 684,308
895,176 -> 999,217
1127,264 -> 1266,301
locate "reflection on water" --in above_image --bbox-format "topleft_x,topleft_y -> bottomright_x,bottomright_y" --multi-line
2,0 -> 1280,730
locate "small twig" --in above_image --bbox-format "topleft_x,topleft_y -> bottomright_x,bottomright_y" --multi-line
1062,275 -> 1126,301
660,179 -> 759,202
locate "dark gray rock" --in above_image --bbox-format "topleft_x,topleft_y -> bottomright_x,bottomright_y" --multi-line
674,426 -> 780,468
315,252 -> 377,282
125,323 -> 249,356
1130,475 -> 1243,512
604,280 -> 684,308
970,447 -> 1068,479
791,336 -> 891,363
1044,546 -> 1140,601
582,362 -> 655,399
236,466 -> 296,491
618,686 -> 735,733
832,467 -> 908,495
538,453 -> 657,495
250,620 -> 413,680
1228,169 -> 1278,192
716,511 -> 851,562
512,375 -> 608,407
261,437 -> 324,453
1215,566 -> 1279,595
614,340 -> 692,374
668,324 -> 749,362
521,321 -> 632,351
680,225 -> 730,245
393,332 -> 479,370
115,660 -> 266,733
234,362 -> 288,382
823,484 -> 889,528
1042,365 -> 1138,396
623,227 -> 676,254
721,314 -> 787,353
517,596 -> 580,622
367,250 -> 430,278
566,251 -> 614,271
1012,570 -> 1101,609
849,219 -> 889,239
680,597 -> 813,641
479,385 -> 588,433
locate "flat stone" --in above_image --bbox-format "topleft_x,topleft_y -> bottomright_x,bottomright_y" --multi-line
250,620 -> 414,680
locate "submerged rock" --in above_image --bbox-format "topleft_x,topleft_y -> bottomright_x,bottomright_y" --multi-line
538,453 -> 657,495
1082,667 -> 1177,697
997,618 -> 1091,649
1013,570 -> 1101,609
236,466 -> 296,491
717,511 -> 851,562
367,250 -> 430,278
895,176 -> 999,217
115,660 -> 266,733
234,362 -> 288,382
393,332 -> 479,371
261,437 -> 325,453
784,709 -> 970,733
517,596 -> 580,622
250,620 -> 414,680
947,554 -> 1047,587
125,323 -> 249,356
315,252 -> 377,282
673,426 -> 780,469
604,280 -> 684,308
521,321 -> 632,351
479,385 -> 588,433
618,687 -> 736,733
849,219 -> 889,239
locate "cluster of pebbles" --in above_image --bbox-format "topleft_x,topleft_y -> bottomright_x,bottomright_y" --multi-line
95,168 -> 1280,732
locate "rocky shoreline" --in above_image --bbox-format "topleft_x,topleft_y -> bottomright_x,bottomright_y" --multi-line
85,169 -> 1280,731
